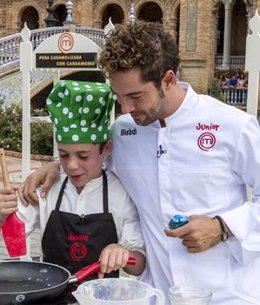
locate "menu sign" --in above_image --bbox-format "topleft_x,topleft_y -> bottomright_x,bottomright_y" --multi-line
33,32 -> 100,70
36,52 -> 97,69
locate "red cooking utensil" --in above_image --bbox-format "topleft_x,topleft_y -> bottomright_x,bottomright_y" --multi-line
0,148 -> 27,257
74,256 -> 136,282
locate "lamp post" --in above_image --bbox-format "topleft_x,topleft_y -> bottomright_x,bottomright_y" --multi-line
64,0 -> 74,25
45,0 -> 58,27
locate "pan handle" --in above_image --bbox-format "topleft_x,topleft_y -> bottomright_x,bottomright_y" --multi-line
70,256 -> 136,283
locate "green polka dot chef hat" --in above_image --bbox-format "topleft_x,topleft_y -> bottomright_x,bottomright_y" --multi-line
47,80 -> 116,143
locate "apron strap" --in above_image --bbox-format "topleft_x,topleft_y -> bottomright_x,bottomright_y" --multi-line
55,171 -> 109,213
55,176 -> 69,211
102,169 -> 109,213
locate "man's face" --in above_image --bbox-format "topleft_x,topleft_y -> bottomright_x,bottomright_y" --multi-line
58,143 -> 108,193
109,68 -> 169,126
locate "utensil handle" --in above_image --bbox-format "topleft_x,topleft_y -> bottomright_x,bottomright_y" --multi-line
0,148 -> 10,187
73,256 -> 136,283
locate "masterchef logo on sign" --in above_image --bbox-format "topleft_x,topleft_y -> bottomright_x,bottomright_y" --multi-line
58,33 -> 74,53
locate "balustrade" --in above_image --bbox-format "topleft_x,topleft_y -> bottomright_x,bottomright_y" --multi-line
216,87 -> 247,107
215,55 -> 245,68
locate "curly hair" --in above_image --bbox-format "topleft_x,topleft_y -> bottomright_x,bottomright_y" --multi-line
98,21 -> 180,89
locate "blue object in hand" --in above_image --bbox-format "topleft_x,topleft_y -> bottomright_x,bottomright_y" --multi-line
168,214 -> 189,230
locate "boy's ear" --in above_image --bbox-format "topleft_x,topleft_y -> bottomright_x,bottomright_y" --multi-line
103,140 -> 112,157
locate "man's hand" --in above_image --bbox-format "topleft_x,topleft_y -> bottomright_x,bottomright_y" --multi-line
18,162 -> 60,205
0,186 -> 18,225
98,244 -> 129,278
164,215 -> 221,253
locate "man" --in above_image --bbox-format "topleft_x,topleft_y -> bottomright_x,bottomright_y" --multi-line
0,80 -> 145,278
20,21 -> 260,305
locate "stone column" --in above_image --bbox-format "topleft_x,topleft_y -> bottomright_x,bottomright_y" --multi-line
170,18 -> 178,40
246,4 -> 254,33
222,0 -> 234,70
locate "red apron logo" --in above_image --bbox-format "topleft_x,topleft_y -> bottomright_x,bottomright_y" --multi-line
69,242 -> 88,261
58,33 -> 74,53
197,132 -> 216,151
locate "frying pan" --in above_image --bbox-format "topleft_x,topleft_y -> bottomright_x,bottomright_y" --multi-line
0,257 -> 136,304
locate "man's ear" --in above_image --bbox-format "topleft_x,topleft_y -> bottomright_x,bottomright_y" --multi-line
162,70 -> 176,90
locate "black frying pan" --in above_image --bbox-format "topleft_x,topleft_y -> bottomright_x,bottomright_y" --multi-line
0,257 -> 135,304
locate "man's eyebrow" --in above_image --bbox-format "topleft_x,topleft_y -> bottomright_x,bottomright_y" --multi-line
110,87 -> 144,96
125,91 -> 143,96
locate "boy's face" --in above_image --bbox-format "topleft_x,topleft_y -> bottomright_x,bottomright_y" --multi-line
58,142 -> 109,193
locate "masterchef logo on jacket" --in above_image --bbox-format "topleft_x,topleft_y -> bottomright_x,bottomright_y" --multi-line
120,128 -> 137,136
196,122 -> 219,151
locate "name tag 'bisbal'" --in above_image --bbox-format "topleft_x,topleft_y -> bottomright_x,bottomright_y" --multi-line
120,128 -> 137,136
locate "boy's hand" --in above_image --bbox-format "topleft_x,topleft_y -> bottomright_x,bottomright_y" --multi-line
18,162 -> 60,205
0,186 -> 18,224
98,244 -> 129,278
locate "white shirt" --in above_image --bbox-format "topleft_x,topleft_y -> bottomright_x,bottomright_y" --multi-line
108,83 -> 260,305
18,170 -> 145,257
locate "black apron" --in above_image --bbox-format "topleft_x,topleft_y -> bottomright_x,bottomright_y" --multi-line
41,170 -> 119,279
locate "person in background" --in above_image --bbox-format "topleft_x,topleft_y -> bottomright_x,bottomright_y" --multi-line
227,74 -> 238,88
18,21 -> 260,305
218,74 -> 228,88
0,80 -> 145,279
237,72 -> 248,88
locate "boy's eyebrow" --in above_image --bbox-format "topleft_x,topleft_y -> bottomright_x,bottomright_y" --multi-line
58,148 -> 66,153
58,149 -> 90,154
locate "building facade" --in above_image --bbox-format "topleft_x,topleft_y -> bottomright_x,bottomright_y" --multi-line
0,0 -> 259,93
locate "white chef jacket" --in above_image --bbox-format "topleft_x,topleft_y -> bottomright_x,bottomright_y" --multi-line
17,170 -> 145,257
108,83 -> 260,305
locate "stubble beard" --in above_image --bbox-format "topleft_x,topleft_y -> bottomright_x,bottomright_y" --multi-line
132,95 -> 167,126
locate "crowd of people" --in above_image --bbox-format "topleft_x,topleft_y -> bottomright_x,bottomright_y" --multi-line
217,70 -> 248,89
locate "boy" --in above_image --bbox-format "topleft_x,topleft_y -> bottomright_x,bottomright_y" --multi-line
0,80 -> 145,279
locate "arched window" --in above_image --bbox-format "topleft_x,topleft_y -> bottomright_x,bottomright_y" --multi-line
102,4 -> 124,28
232,0 -> 247,55
216,0 -> 247,56
21,6 -> 39,30
54,5 -> 67,26
216,3 -> 224,55
138,2 -> 163,23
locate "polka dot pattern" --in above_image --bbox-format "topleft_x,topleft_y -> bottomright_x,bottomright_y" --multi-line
72,135 -> 79,141
63,108 -> 69,115
75,95 -> 82,102
86,94 -> 94,102
47,80 -> 114,144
